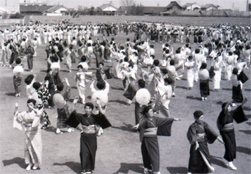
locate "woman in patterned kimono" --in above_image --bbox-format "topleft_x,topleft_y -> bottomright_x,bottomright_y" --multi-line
65,101 -> 111,174
133,105 -> 180,174
187,110 -> 223,174
14,99 -> 43,171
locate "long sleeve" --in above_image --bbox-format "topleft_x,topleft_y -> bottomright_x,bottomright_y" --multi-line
104,81 -> 110,94
156,117 -> 174,136
90,81 -> 96,93
65,110 -> 81,128
204,122 -> 218,144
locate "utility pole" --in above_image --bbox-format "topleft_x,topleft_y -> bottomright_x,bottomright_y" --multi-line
5,0 -> 7,11
247,0 -> 249,12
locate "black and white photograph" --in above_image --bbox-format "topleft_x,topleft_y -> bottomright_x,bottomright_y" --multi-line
0,0 -> 250,174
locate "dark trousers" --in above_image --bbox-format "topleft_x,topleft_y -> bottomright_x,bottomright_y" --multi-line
27,56 -> 33,70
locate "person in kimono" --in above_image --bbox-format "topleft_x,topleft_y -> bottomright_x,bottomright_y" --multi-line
155,77 -> 172,117
231,68 -> 243,103
63,41 -> 72,72
133,105 -> 180,174
166,59 -> 177,97
93,43 -> 103,68
134,79 -> 150,124
217,98 -> 247,171
25,45 -> 35,71
65,101 -> 111,174
187,110 -> 223,174
13,58 -> 24,97
198,63 -> 210,101
9,44 -> 19,69
90,79 -> 110,115
211,53 -> 223,91
45,67 -> 62,108
24,74 -> 36,99
53,80 -> 72,134
184,56 -> 195,89
14,99 -> 43,171
32,82 -> 51,129
75,62 -> 92,104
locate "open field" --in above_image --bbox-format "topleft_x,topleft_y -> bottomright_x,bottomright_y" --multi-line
0,29 -> 251,174
29,15 -> 251,26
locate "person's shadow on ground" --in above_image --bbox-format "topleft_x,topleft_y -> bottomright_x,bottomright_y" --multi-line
111,123 -> 137,133
53,161 -> 81,174
210,156 -> 227,168
166,166 -> 188,174
2,157 -> 26,169
237,146 -> 251,155
114,163 -> 144,174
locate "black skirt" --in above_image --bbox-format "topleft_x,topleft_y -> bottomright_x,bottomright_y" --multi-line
200,80 -> 210,97
232,85 -> 243,103
80,133 -> 97,171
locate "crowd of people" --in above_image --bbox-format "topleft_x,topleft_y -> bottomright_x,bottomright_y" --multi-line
1,20 -> 250,174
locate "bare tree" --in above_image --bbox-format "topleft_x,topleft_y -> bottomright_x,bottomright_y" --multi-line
120,0 -> 136,6
121,0 -> 136,15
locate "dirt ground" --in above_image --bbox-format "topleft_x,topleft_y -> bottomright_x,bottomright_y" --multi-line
0,32 -> 251,174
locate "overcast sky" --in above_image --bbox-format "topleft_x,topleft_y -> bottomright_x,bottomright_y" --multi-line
0,0 -> 249,12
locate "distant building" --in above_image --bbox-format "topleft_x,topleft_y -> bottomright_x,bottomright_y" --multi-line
98,3 -> 118,15
201,4 -> 219,11
20,3 -> 53,15
142,6 -> 166,15
161,1 -> 184,16
183,3 -> 201,11
44,5 -> 68,16
166,1 -> 185,11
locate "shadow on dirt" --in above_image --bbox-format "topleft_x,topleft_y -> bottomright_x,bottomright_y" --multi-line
53,161 -> 80,174
166,166 -> 188,174
42,126 -> 57,134
5,92 -> 16,96
210,156 -> 227,168
186,96 -> 202,101
113,163 -> 144,174
237,146 -> 251,155
239,130 -> 251,135
2,157 -> 26,169
176,85 -> 188,89
111,123 -> 136,133
222,88 -> 232,91
109,100 -> 129,105
111,86 -> 124,91
246,122 -> 251,126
